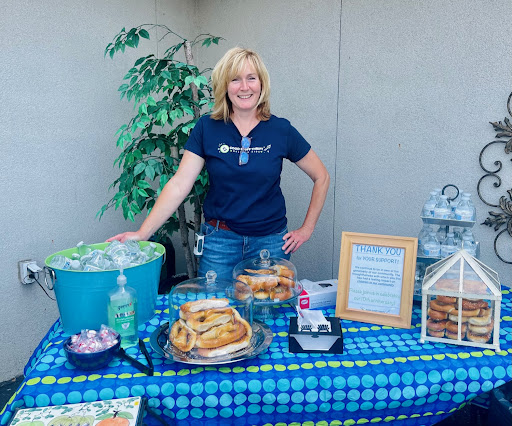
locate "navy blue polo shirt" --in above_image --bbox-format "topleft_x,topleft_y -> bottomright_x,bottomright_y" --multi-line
185,114 -> 311,236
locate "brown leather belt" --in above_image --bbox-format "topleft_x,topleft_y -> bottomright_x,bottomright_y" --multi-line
207,219 -> 231,231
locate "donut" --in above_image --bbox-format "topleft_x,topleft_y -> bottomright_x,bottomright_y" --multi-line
466,330 -> 491,343
450,307 -> 480,317
426,319 -> 448,331
430,299 -> 455,313
180,298 -> 229,313
462,299 -> 488,310
468,314 -> 492,326
437,295 -> 457,304
446,321 -> 467,334
170,319 -> 197,352
477,307 -> 492,318
427,329 -> 445,338
270,285 -> 293,301
468,319 -> 494,334
278,276 -> 295,288
237,275 -> 278,293
448,314 -> 471,323
271,265 -> 295,278
445,329 -> 463,340
195,321 -> 245,349
428,308 -> 448,320
186,308 -> 234,332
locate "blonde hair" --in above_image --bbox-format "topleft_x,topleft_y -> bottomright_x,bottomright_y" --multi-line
210,47 -> 271,122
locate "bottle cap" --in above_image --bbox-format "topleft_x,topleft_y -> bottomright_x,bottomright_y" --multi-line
117,268 -> 127,286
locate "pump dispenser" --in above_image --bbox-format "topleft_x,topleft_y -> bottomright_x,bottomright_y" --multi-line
108,268 -> 138,348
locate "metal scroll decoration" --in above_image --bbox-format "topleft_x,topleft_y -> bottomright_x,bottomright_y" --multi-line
477,92 -> 512,264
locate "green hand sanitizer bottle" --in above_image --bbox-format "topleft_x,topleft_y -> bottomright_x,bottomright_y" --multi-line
108,268 -> 138,348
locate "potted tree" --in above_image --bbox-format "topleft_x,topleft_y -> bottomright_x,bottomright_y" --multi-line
97,25 -> 222,278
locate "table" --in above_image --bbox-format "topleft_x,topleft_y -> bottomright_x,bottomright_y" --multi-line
1,290 -> 511,426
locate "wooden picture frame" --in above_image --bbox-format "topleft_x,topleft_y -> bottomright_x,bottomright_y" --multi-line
335,232 -> 418,329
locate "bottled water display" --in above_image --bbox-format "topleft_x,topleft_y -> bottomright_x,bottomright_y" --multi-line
421,191 -> 438,217
49,241 -> 160,271
440,232 -> 457,258
461,235 -> 477,256
436,225 -> 447,245
417,224 -> 433,255
434,195 -> 451,219
454,193 -> 474,221
423,232 -> 441,257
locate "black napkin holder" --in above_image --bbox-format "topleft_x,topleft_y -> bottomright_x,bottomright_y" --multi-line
288,317 -> 343,354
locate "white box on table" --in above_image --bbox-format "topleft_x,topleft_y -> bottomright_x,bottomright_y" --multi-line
297,278 -> 338,310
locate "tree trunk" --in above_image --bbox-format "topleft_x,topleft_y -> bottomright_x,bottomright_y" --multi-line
184,40 -> 203,274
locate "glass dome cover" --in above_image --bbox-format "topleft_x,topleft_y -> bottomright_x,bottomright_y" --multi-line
233,249 -> 300,304
166,270 -> 254,360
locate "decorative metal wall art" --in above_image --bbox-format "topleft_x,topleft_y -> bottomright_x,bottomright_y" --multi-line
477,92 -> 512,264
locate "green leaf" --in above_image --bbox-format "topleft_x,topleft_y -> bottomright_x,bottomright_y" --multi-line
127,210 -> 135,222
156,139 -> 166,152
137,180 -> 152,189
133,163 -> 146,176
147,96 -> 157,106
135,121 -> 146,129
182,105 -> 194,116
115,124 -> 128,135
131,202 -> 142,214
134,57 -> 145,66
133,34 -> 140,48
195,75 -> 208,86
145,165 -> 156,180
184,75 -> 194,86
202,38 -> 212,47
160,174 -> 170,188
139,29 -> 150,39
118,84 -> 129,91
137,188 -> 149,197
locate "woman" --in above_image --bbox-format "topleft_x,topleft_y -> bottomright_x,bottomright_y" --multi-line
108,47 -> 330,280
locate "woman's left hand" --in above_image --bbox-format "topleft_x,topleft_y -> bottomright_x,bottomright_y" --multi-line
282,226 -> 313,254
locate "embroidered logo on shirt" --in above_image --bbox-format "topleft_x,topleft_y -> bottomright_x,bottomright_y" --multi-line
218,143 -> 271,154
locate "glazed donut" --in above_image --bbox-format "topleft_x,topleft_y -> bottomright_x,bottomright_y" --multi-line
195,321 -> 245,349
477,307 -> 492,318
271,265 -> 295,278
278,276 -> 295,288
468,314 -> 492,326
186,308 -> 234,332
446,320 -> 467,334
437,295 -> 457,304
427,329 -> 445,338
428,308 -> 448,321
448,314 -> 470,323
466,330 -> 491,343
462,299 -> 488,310
429,299 -> 455,313
468,319 -> 494,334
170,319 -> 197,352
426,319 -> 448,331
270,285 -> 293,301
180,298 -> 229,313
197,333 -> 252,358
445,329 -> 463,340
450,307 -> 480,317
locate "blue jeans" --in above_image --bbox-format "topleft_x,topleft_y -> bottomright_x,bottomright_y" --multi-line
198,223 -> 291,281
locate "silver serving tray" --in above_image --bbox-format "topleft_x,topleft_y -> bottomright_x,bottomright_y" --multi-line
150,320 -> 273,365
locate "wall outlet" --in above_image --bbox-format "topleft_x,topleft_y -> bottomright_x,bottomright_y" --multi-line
18,259 -> 39,284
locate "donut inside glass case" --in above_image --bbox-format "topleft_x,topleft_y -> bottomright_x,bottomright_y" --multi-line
420,249 -> 502,351
165,270 -> 258,361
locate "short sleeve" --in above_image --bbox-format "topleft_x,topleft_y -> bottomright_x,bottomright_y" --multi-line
287,123 -> 311,163
184,116 -> 205,158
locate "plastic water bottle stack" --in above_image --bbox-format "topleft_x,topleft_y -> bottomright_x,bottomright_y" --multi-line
421,189 -> 476,221
49,240 -> 159,271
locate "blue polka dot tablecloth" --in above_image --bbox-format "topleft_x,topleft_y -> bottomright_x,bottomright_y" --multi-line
1,291 -> 511,426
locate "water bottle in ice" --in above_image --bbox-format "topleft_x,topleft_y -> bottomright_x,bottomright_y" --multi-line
107,242 -> 131,268
125,240 -> 141,255
76,241 -> 93,257
461,235 -> 476,256
423,232 -> 441,257
83,250 -> 107,271
50,255 -> 72,270
422,191 -> 438,217
434,195 -> 451,219
454,194 -> 473,221
417,224 -> 433,255
441,232 -> 458,258
141,242 -> 157,259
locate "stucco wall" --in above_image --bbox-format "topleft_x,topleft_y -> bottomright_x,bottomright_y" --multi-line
1,0 -> 510,382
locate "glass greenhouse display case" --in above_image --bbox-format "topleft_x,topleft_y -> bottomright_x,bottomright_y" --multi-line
420,249 -> 501,351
